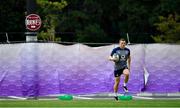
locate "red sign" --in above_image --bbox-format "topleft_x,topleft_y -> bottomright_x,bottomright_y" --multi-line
25,14 -> 42,31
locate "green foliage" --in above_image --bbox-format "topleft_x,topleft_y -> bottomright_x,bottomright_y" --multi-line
37,28 -> 60,41
152,14 -> 180,43
76,24 -> 108,43
37,0 -> 67,41
0,0 -> 179,43
57,10 -> 88,32
37,0 -> 67,13
57,0 -> 179,43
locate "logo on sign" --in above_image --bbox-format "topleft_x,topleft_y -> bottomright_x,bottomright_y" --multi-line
25,14 -> 42,31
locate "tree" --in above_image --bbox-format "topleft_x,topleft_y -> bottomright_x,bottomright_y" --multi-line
36,0 -> 67,41
152,14 -> 180,43
1,0 -> 179,43
76,23 -> 108,43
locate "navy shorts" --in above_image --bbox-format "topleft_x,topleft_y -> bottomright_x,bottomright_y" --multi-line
114,67 -> 128,77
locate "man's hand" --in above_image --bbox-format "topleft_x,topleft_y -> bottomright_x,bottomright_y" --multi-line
108,56 -> 115,61
108,56 -> 118,62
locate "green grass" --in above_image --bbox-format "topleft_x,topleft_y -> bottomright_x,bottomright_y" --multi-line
0,100 -> 179,107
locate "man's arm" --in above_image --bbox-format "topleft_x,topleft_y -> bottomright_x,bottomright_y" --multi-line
109,49 -> 116,61
127,55 -> 131,71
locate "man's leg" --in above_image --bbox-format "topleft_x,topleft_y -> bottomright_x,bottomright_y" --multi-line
114,77 -> 120,100
123,69 -> 129,92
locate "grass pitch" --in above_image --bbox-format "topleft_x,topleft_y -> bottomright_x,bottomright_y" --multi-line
0,100 -> 179,107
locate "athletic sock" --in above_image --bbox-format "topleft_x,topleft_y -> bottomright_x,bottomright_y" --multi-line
123,83 -> 127,87
114,92 -> 118,97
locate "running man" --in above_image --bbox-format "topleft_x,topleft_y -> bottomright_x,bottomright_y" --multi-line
108,38 -> 131,100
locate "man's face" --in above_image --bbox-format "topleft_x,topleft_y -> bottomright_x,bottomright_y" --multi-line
119,40 -> 126,48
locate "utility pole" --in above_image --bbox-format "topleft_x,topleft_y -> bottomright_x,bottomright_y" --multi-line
26,0 -> 37,42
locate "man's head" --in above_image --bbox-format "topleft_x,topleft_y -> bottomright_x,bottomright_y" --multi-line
119,38 -> 126,49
